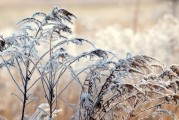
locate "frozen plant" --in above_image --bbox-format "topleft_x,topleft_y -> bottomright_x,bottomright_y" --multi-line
75,54 -> 179,120
0,7 -> 117,120
0,7 -> 179,120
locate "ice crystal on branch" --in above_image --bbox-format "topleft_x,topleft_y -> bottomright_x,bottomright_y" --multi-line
0,7 -> 179,120
76,54 -> 179,120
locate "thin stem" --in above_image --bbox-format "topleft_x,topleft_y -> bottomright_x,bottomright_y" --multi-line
49,87 -> 54,119
26,97 -> 38,106
11,93 -> 23,103
133,0 -> 141,33
134,102 -> 165,117
21,60 -> 30,120
15,57 -> 25,86
1,56 -> 24,94
49,35 -> 54,119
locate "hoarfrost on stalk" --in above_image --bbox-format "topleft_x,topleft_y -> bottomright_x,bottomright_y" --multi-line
80,92 -> 93,109
70,38 -> 83,45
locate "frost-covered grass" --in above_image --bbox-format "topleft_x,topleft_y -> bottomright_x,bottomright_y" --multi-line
93,14 -> 179,65
0,7 -> 179,120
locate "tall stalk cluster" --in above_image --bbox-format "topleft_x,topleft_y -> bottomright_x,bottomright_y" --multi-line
0,7 -> 179,120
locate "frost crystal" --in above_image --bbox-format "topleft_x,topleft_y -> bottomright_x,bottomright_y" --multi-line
80,92 -> 93,109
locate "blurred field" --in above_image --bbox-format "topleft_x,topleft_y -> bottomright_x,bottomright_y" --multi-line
0,0 -> 179,119
0,0 -> 172,35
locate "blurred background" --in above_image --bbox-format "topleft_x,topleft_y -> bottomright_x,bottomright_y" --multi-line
0,0 -> 179,119
0,0 -> 179,63
0,0 -> 179,64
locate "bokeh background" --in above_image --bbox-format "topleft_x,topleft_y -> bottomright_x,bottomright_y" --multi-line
1,0 -> 179,64
0,0 -> 179,119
